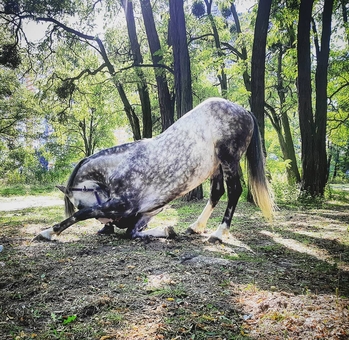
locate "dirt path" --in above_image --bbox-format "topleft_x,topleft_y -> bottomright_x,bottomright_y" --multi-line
0,195 -> 63,212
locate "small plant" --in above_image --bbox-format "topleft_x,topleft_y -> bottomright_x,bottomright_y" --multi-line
62,314 -> 77,325
150,285 -> 187,299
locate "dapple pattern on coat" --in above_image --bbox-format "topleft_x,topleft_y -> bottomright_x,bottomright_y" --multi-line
36,98 -> 274,243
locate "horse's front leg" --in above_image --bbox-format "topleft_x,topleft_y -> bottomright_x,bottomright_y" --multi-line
34,198 -> 131,241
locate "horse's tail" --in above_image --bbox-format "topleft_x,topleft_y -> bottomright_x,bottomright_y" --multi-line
245,113 -> 274,220
64,158 -> 87,218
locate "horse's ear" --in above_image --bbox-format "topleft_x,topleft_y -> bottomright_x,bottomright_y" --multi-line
56,185 -> 66,194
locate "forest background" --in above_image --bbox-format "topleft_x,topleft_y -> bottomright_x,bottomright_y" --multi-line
0,0 -> 348,203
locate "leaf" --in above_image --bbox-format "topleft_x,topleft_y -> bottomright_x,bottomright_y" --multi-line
62,314 -> 77,325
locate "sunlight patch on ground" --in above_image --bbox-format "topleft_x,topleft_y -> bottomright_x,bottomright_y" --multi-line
144,273 -> 173,291
260,230 -> 334,263
235,285 -> 349,339
149,206 -> 179,228
294,227 -> 345,240
21,221 -> 102,243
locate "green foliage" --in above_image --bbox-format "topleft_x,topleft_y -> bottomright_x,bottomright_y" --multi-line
271,174 -> 300,206
192,1 -> 206,18
0,43 -> 21,69
0,0 -> 348,192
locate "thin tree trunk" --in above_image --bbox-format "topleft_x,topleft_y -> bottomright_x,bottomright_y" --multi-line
204,0 -> 227,98
121,0 -> 152,138
169,0 -> 193,119
276,45 -> 301,183
297,0 -> 333,196
297,0 -> 315,195
250,0 -> 272,147
140,0 -> 174,131
169,0 -> 202,200
314,0 -> 334,194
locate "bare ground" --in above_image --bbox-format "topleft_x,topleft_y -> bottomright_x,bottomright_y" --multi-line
0,194 -> 348,340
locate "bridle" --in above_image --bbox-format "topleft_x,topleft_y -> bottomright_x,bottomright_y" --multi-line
70,186 -> 106,205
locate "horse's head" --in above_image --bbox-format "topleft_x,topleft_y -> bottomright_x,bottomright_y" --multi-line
57,180 -> 110,217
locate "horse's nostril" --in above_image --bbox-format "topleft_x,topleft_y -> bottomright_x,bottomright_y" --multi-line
77,203 -> 85,210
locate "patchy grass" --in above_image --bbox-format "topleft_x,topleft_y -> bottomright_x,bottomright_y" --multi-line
0,184 -> 57,197
0,189 -> 349,339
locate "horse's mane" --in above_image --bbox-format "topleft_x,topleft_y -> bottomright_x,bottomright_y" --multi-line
66,158 -> 88,192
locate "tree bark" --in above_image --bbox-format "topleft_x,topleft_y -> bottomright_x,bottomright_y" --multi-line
314,0 -> 334,193
140,0 -> 174,131
275,44 -> 301,183
169,0 -> 202,200
169,0 -> 193,119
204,0 -> 227,98
297,0 -> 333,196
297,0 -> 315,195
121,0 -> 152,138
250,0 -> 272,147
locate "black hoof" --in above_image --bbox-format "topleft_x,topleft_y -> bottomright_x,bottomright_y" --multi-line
97,224 -> 115,235
207,236 -> 222,244
32,234 -> 53,242
167,226 -> 177,239
185,227 -> 197,235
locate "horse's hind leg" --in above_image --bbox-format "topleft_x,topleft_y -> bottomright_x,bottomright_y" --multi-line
208,166 -> 242,243
186,166 -> 225,234
127,215 -> 176,239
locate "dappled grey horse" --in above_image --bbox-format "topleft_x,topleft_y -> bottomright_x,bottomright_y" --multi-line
36,98 -> 274,243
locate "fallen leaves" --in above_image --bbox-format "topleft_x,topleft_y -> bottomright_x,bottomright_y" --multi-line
237,288 -> 349,339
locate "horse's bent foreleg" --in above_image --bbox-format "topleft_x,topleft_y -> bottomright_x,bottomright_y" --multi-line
187,166 -> 224,234
35,198 -> 131,241
208,171 -> 242,243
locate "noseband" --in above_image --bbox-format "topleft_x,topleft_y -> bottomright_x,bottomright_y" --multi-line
70,186 -> 105,205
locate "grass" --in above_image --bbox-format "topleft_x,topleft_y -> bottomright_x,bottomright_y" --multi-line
0,183 -> 58,197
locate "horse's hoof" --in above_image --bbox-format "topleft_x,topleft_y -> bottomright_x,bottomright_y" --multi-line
97,224 -> 115,235
166,226 -> 177,239
185,227 -> 197,235
32,233 -> 52,242
207,236 -> 222,244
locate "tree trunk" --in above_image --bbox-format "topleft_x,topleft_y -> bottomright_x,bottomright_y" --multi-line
140,0 -> 174,131
169,0 -> 193,119
276,44 -> 301,183
297,0 -> 315,195
114,80 -> 141,140
250,0 -> 272,147
297,0 -> 333,196
121,0 -> 152,138
340,0 -> 349,44
204,0 -> 227,98
265,103 -> 301,184
314,0 -> 334,193
248,0 -> 272,203
169,0 -> 202,200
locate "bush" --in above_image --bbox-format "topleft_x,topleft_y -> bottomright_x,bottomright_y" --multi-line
271,174 -> 300,206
